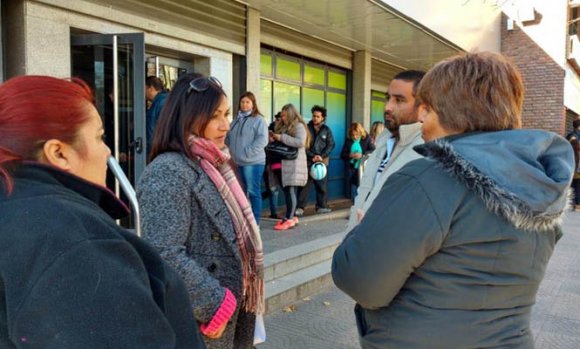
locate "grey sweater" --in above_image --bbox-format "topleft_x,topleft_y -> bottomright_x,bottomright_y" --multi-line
226,113 -> 269,166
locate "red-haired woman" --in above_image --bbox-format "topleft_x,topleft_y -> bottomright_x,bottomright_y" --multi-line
0,75 -> 205,348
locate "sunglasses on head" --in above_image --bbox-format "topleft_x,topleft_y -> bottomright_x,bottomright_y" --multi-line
187,76 -> 222,94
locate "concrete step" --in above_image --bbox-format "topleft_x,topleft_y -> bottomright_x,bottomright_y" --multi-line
265,259 -> 334,314
264,231 -> 346,313
264,231 -> 345,282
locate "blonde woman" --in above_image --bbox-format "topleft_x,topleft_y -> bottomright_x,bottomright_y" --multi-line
369,121 -> 385,145
269,103 -> 310,230
341,122 -> 375,201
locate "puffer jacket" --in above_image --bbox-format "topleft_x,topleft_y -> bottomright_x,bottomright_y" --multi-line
280,122 -> 308,187
332,130 -> 574,349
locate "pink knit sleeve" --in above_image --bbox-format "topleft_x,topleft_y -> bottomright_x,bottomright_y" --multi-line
199,288 -> 237,335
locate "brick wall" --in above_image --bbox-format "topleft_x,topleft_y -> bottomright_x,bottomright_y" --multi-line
501,14 -> 566,134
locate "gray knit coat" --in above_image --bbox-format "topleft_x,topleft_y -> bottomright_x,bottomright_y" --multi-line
137,152 -> 255,349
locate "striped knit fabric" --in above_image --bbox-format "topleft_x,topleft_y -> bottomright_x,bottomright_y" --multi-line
188,135 -> 265,315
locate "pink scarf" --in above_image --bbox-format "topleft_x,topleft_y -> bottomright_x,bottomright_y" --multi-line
188,136 -> 265,314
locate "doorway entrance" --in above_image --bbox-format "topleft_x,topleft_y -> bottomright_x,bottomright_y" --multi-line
71,32 -> 145,226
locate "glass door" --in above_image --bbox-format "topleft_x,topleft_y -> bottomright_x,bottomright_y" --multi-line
71,33 -> 145,226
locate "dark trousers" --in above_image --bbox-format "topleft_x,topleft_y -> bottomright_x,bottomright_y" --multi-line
297,174 -> 329,209
573,178 -> 580,205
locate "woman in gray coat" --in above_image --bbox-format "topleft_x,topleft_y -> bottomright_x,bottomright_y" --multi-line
269,103 -> 309,230
332,52 -> 574,348
138,73 -> 264,349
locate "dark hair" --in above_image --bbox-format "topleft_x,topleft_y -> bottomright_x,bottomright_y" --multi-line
311,105 -> 327,118
274,112 -> 281,119
146,76 -> 164,91
239,91 -> 261,117
149,73 -> 226,162
573,119 -> 580,129
0,75 -> 94,193
392,70 -> 426,96
416,51 -> 523,133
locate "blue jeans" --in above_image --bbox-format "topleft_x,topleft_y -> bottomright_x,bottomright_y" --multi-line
239,164 -> 265,224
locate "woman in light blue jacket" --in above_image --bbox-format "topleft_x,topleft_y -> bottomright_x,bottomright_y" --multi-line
226,91 -> 269,224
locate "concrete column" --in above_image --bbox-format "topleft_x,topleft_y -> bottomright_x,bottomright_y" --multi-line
352,50 -> 371,131
246,7 -> 261,100
25,15 -> 70,77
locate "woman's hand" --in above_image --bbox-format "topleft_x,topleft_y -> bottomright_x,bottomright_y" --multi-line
272,133 -> 282,142
350,152 -> 362,160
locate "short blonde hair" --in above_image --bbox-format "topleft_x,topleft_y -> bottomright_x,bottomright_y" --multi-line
349,122 -> 367,140
416,51 -> 523,133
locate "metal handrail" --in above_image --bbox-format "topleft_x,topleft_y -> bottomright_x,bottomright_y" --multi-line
107,156 -> 141,237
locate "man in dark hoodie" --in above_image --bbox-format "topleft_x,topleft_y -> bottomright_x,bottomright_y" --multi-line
296,105 -> 335,216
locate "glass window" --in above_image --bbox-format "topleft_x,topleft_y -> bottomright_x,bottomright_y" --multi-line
276,57 -> 301,82
261,53 -> 272,76
260,79 -> 273,122
304,64 -> 325,86
371,100 -> 385,125
273,82 -> 300,115
328,71 -> 346,90
302,88 -> 325,121
372,90 -> 386,99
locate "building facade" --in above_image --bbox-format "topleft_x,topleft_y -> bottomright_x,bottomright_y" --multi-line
1,0 -> 578,204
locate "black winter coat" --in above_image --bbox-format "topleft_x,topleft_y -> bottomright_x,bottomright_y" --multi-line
305,121 -> 335,164
0,163 -> 206,349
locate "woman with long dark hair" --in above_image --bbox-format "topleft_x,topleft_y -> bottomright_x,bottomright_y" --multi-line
138,73 -> 264,349
0,75 -> 205,348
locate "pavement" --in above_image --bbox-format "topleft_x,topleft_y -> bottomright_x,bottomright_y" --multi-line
257,211 -> 580,349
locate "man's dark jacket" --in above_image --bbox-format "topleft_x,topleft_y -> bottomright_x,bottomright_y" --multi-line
305,121 -> 335,164
0,163 -> 205,349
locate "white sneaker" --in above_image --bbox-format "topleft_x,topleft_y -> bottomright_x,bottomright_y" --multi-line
295,208 -> 304,217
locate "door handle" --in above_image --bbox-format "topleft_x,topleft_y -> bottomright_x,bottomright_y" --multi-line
131,137 -> 143,153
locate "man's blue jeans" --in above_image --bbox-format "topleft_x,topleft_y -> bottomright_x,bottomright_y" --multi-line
239,164 -> 265,224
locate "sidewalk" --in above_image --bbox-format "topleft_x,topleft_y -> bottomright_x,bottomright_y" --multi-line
259,212 -> 580,349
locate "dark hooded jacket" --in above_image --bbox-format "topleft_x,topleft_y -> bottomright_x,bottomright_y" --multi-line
332,130 -> 574,349
0,163 -> 205,349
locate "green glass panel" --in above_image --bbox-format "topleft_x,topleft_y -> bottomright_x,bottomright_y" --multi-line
326,92 -> 346,158
273,81 -> 300,115
302,88 -> 325,121
260,79 -> 273,122
304,65 -> 325,85
372,90 -> 386,99
328,71 -> 346,90
276,57 -> 301,82
371,99 -> 385,125
326,91 -> 347,198
260,53 -> 272,76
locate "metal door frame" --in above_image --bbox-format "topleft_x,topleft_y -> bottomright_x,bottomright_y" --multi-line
71,33 -> 146,183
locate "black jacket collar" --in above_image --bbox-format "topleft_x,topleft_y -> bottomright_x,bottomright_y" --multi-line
12,162 -> 129,220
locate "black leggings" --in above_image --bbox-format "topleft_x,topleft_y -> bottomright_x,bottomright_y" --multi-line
283,186 -> 297,220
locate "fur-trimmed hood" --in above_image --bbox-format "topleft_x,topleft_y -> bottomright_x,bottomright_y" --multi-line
414,130 -> 574,232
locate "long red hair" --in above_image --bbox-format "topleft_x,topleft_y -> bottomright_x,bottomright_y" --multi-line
0,75 -> 94,193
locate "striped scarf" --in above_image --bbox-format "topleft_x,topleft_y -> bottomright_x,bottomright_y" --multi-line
188,135 -> 265,314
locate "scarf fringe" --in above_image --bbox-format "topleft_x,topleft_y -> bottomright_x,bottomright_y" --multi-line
189,135 -> 265,314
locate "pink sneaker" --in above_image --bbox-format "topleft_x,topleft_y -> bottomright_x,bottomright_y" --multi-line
292,216 -> 299,225
274,219 -> 296,230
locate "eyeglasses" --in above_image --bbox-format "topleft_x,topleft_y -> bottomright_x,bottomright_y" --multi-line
187,76 -> 222,94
